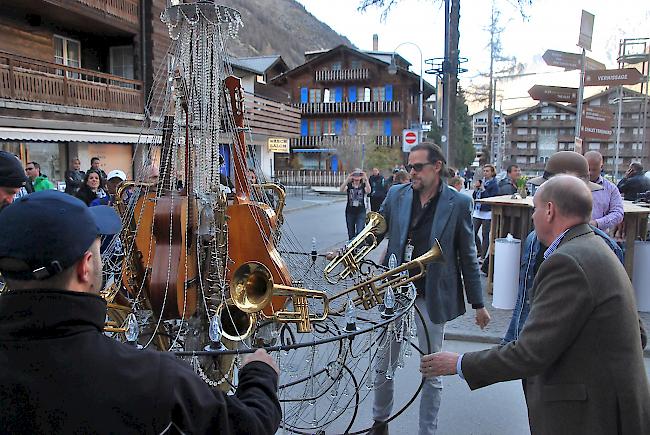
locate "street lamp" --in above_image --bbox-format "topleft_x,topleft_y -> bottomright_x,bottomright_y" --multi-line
388,42 -> 423,143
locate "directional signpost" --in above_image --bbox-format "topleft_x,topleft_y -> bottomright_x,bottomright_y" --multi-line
528,85 -> 578,104
542,49 -> 605,71
584,68 -> 645,86
580,106 -> 614,140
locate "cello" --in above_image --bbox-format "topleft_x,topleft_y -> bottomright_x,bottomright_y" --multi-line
146,71 -> 199,320
224,76 -> 291,316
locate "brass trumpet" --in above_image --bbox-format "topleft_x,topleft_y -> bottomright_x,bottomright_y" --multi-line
218,261 -> 330,339
330,240 -> 444,310
323,211 -> 387,284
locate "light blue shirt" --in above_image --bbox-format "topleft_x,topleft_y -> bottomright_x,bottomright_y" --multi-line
543,228 -> 570,260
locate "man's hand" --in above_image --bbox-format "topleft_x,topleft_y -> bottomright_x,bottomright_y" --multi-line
475,307 -> 491,330
420,352 -> 460,378
243,348 -> 280,375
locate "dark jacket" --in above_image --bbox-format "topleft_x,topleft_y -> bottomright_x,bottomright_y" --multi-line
369,174 -> 387,198
64,169 -> 85,194
474,177 -> 499,212
380,182 -> 483,324
0,289 -> 282,434
497,176 -> 517,195
463,225 -> 650,435
617,172 -> 650,201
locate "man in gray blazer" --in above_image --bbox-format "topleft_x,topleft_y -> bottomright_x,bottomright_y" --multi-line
371,143 -> 490,435
421,175 -> 650,435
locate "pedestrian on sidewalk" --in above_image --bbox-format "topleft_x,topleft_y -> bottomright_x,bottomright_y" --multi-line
369,167 -> 387,212
0,151 -> 28,212
422,175 -> 650,435
76,169 -> 107,206
64,157 -> 85,195
472,164 -> 498,262
370,143 -> 490,435
88,156 -> 107,181
340,168 -> 370,240
25,161 -> 54,192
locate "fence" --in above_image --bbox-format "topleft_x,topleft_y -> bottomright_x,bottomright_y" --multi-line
275,170 -> 349,187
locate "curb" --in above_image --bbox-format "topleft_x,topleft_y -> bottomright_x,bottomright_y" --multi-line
445,332 -> 650,358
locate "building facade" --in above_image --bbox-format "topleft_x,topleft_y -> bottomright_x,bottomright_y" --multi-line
271,44 -> 434,171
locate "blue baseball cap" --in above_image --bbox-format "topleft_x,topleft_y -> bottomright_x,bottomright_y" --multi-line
0,190 -> 121,280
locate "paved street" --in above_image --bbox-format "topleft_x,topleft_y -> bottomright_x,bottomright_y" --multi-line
281,192 -> 650,434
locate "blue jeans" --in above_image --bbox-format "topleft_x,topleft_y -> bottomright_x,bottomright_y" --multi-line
345,208 -> 366,240
373,297 -> 445,435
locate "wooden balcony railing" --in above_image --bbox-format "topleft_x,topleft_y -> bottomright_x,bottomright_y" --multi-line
74,0 -> 140,26
315,68 -> 370,82
0,51 -> 143,114
299,100 -> 402,115
290,135 -> 401,148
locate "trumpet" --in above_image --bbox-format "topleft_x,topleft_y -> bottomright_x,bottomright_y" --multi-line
218,261 -> 330,340
330,240 -> 444,311
323,211 -> 387,284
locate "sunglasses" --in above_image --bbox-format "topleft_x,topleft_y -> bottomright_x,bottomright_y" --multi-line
405,162 -> 434,172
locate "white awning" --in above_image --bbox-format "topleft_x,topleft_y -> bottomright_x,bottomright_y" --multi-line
0,127 -> 160,144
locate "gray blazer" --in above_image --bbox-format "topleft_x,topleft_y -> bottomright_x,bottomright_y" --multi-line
462,225 -> 650,434
379,182 -> 483,324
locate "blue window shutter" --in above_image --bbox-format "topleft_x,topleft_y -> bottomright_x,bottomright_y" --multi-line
383,119 -> 392,136
301,119 -> 308,136
385,84 -> 393,101
300,87 -> 308,103
349,86 -> 357,102
335,87 -> 343,102
349,119 -> 357,135
335,119 -> 343,135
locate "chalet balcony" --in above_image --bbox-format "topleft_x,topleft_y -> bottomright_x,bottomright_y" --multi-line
505,147 -> 537,156
315,68 -> 370,82
510,119 -> 576,128
71,0 -> 140,26
299,100 -> 402,115
290,134 -> 401,148
0,51 -> 143,113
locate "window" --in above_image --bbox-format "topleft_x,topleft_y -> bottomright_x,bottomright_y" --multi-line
560,113 -> 566,120
530,142 -> 537,149
516,142 -> 527,149
518,114 -> 529,121
110,46 -> 134,79
633,128 -> 640,135
631,113 -> 640,120
331,62 -> 342,71
372,87 -> 385,102
516,156 -> 527,164
309,89 -> 322,103
308,120 -> 321,135
323,88 -> 331,103
529,157 -> 536,163
530,128 -> 537,135
516,128 -> 528,135
350,60 -> 361,69
357,87 -> 371,102
54,35 -> 81,78
588,142 -> 600,150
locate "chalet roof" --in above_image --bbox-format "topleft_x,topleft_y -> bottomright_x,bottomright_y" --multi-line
469,107 -> 505,117
272,44 -> 434,96
230,55 -> 288,75
582,86 -> 646,104
505,101 -> 576,121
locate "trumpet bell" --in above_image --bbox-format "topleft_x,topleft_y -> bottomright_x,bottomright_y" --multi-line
366,211 -> 387,236
217,300 -> 255,341
231,262 -> 274,314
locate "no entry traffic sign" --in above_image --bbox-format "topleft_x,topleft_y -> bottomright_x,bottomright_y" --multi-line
402,129 -> 419,152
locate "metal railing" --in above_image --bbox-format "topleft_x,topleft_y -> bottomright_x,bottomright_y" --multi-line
276,170 -> 349,187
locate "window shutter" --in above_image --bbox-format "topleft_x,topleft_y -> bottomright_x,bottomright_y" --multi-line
349,86 -> 357,102
301,119 -> 308,136
335,119 -> 343,135
383,119 -> 392,136
385,84 -> 393,101
300,87 -> 308,103
349,119 -> 357,135
335,87 -> 343,102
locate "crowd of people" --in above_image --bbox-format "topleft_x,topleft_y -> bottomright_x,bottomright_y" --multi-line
1,146 -> 650,434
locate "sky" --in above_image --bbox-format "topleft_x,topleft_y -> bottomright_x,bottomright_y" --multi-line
296,0 -> 650,114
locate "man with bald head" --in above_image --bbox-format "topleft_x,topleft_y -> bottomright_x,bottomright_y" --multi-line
584,151 -> 623,230
420,176 -> 650,434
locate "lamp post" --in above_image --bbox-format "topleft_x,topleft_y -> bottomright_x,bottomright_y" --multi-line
388,42 -> 423,143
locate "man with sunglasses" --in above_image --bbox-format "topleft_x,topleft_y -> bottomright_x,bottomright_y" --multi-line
370,143 -> 490,435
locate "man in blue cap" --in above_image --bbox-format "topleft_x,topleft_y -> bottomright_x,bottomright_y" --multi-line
0,190 -> 282,434
0,150 -> 28,211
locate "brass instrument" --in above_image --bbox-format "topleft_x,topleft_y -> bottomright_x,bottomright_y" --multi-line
323,211 -> 387,284
217,261 -> 330,339
252,183 -> 286,225
330,240 -> 444,310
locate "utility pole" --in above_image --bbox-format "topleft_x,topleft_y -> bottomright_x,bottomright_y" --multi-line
441,0 -> 451,163
485,2 -> 496,165
448,0 -> 460,166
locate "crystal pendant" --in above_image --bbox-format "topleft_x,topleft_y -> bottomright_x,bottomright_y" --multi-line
382,285 -> 395,318
345,298 -> 357,332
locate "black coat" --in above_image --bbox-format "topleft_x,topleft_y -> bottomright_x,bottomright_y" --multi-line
64,169 -> 85,194
617,172 -> 650,201
0,289 -> 281,434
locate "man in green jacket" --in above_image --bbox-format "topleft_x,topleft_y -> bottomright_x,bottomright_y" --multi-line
25,161 -> 54,191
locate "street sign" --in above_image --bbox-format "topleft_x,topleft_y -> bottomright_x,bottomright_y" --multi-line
574,137 -> 583,154
528,85 -> 578,103
578,10 -> 595,51
402,129 -> 419,152
580,105 -> 613,140
542,50 -> 605,71
584,68 -> 645,86
267,137 -> 289,153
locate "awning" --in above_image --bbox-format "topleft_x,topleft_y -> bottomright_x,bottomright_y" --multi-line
292,148 -> 337,153
0,127 -> 160,144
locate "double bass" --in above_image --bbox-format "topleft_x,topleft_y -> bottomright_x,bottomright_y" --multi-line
224,76 -> 291,316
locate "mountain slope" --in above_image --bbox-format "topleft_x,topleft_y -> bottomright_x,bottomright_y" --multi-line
221,0 -> 354,67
